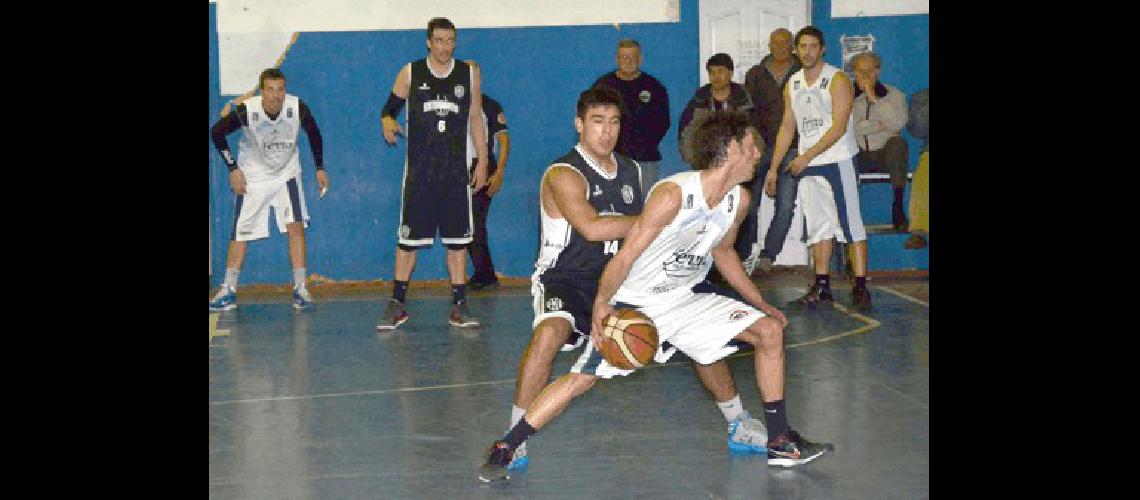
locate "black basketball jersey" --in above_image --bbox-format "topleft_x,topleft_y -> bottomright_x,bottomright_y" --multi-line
536,145 -> 644,280
406,58 -> 471,184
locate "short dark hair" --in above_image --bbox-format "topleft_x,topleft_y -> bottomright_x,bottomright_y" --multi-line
427,17 -> 456,39
259,68 -> 286,89
577,86 -> 625,120
794,26 -> 825,48
690,111 -> 754,171
705,52 -> 734,72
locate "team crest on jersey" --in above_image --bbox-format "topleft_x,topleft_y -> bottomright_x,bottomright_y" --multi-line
729,310 -> 749,321
639,90 -> 651,103
251,111 -> 260,121
593,184 -> 603,197
621,185 -> 634,204
685,194 -> 694,209
546,297 -> 564,311
399,225 -> 411,239
454,84 -> 465,99
821,78 -> 829,89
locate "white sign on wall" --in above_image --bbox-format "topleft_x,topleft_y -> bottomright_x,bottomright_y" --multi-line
839,34 -> 875,75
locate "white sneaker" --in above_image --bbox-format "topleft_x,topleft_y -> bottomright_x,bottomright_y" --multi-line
209,285 -> 237,312
507,441 -> 528,471
727,411 -> 768,453
293,285 -> 314,310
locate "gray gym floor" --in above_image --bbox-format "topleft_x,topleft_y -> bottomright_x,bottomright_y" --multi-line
209,272 -> 929,499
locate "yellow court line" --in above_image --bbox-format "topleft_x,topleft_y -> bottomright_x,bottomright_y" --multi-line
209,293 -> 883,406
876,285 -> 929,307
209,313 -> 231,344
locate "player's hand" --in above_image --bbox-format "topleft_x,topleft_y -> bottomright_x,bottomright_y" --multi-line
591,301 -> 615,350
486,172 -> 504,196
229,169 -> 247,195
316,169 -> 329,194
757,301 -> 788,328
381,116 -> 403,144
786,155 -> 810,176
763,169 -> 778,197
471,158 -> 489,191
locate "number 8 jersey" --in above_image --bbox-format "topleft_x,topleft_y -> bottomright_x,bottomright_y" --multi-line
535,145 -> 643,280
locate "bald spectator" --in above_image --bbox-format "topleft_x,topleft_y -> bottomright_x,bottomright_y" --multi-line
850,51 -> 909,230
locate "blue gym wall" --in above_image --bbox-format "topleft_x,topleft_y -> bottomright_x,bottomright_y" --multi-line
209,0 -> 928,286
814,0 -> 930,271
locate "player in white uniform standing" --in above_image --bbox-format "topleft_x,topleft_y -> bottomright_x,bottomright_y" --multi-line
209,68 -> 330,311
479,112 -> 833,482
770,26 -> 872,311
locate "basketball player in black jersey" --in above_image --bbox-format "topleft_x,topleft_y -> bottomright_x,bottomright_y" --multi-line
485,88 -> 777,480
376,17 -> 489,330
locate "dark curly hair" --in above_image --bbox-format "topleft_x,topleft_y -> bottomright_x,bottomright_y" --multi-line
690,111 -> 755,171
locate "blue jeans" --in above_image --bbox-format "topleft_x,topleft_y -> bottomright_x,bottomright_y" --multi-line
734,146 -> 799,260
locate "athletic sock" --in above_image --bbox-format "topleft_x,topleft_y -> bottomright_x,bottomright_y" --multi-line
502,417 -> 537,451
509,405 -> 526,431
224,268 -> 240,290
451,284 -> 467,304
293,267 -> 306,288
763,400 -> 788,441
893,187 -> 905,210
855,276 -> 867,289
815,274 -> 830,290
716,394 -> 745,423
393,280 -> 409,303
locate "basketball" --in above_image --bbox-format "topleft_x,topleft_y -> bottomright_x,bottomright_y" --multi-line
598,308 -> 659,370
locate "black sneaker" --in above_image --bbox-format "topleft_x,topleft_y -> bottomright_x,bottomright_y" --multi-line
469,280 -> 501,291
892,206 -> 909,231
478,441 -> 513,483
787,283 -> 833,309
767,429 -> 834,467
851,285 -> 873,312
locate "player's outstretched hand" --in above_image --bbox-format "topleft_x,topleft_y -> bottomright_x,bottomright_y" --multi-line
381,116 -> 404,144
590,301 -> 614,350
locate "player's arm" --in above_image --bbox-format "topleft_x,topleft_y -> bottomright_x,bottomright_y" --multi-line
545,165 -> 636,242
711,189 -> 788,326
211,106 -> 248,195
765,86 -> 796,194
487,129 -> 510,196
298,101 -> 329,193
788,71 -> 854,174
468,61 -> 489,191
590,182 -> 681,347
380,63 -> 411,144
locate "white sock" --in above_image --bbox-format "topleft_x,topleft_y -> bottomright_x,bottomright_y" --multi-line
509,405 -> 526,431
224,268 -> 240,290
293,267 -> 306,288
716,394 -> 745,422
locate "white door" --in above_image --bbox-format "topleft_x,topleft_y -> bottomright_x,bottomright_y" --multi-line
698,0 -> 811,266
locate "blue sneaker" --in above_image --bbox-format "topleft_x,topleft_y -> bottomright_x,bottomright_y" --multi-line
507,442 -> 528,471
293,285 -> 314,310
727,411 -> 768,453
209,285 -> 237,312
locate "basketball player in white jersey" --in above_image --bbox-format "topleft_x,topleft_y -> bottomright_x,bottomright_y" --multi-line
209,68 -> 330,312
771,26 -> 872,311
480,112 -> 833,482
498,89 -> 773,477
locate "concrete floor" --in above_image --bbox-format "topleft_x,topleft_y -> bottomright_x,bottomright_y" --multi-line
209,271 -> 929,499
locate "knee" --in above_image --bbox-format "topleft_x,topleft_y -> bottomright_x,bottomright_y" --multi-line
751,317 -> 784,350
567,373 -> 598,393
529,322 -> 569,358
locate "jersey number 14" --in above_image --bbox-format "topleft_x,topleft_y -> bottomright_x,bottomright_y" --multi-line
603,240 -> 619,255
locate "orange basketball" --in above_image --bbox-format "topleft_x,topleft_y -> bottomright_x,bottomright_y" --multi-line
598,308 -> 659,370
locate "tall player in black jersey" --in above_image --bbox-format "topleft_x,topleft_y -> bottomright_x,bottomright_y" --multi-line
376,18 -> 489,330
486,88 -> 777,480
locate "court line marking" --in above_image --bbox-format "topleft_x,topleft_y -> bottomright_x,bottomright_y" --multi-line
209,289 -> 885,406
210,313 -> 231,344
876,285 -> 929,307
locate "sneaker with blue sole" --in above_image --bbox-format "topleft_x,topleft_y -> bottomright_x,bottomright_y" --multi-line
209,285 -> 237,312
293,285 -> 314,311
507,442 -> 528,471
727,411 -> 769,454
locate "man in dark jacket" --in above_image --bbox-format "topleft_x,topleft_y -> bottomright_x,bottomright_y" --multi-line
678,53 -> 762,167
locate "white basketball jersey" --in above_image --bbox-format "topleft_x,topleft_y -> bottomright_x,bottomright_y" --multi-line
788,64 -> 859,165
237,94 -> 302,186
613,171 -> 741,306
